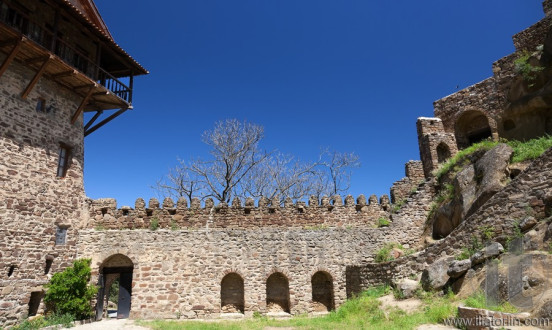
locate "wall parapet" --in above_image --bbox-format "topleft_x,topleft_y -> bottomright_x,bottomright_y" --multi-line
85,194 -> 393,230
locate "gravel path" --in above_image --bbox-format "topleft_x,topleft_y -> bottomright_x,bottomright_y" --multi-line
71,319 -> 149,330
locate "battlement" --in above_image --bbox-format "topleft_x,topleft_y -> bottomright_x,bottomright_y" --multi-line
86,194 -> 392,230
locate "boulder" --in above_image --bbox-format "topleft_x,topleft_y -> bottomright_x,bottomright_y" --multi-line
431,144 -> 513,239
396,279 -> 419,299
519,216 -> 537,231
470,242 -> 504,266
447,259 -> 472,279
421,256 -> 454,291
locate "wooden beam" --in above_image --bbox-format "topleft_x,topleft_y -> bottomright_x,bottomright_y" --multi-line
25,56 -> 50,65
74,83 -> 95,91
84,110 -> 103,131
94,91 -> 109,96
85,108 -> 128,137
71,85 -> 95,124
21,56 -> 52,99
52,70 -> 77,78
0,38 -> 20,48
0,37 -> 23,79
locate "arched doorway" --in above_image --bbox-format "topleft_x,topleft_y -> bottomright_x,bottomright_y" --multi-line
436,143 -> 451,164
455,111 -> 492,149
221,273 -> 244,313
96,254 -> 133,320
311,271 -> 334,312
266,272 -> 290,313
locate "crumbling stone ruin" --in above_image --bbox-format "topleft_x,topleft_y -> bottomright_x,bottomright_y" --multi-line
3,0 -> 552,327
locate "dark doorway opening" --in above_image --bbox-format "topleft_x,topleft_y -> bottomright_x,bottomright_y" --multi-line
96,254 -> 134,320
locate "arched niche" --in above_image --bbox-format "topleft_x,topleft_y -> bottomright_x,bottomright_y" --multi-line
311,271 -> 334,312
221,273 -> 245,313
455,111 -> 492,149
266,272 -> 290,313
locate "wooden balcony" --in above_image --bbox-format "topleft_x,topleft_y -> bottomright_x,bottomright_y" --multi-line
0,1 -> 141,135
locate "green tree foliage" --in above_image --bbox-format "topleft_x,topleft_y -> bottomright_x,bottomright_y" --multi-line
44,259 -> 98,320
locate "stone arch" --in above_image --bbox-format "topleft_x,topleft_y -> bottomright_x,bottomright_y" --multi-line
436,142 -> 451,164
311,271 -> 334,312
266,272 -> 290,313
454,110 -> 493,149
220,273 -> 244,314
97,254 -> 134,320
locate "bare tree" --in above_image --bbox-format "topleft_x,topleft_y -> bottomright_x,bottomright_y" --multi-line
321,149 -> 360,196
154,119 -> 361,204
154,160 -> 203,203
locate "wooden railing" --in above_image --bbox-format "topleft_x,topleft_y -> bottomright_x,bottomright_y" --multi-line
0,1 -> 132,104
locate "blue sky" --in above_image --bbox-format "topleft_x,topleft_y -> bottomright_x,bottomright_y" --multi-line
85,0 -> 544,207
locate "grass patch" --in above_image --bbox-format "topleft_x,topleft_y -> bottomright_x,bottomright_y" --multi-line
375,243 -> 414,263
464,290 -> 518,313
391,199 -> 406,214
149,217 -> 159,231
139,286 -> 458,330
377,217 -> 391,227
507,135 -> 552,163
12,313 -> 74,330
455,236 -> 483,261
435,140 -> 498,181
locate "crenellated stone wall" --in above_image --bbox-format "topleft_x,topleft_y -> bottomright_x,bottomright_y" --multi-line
84,194 -> 392,230
75,179 -> 436,319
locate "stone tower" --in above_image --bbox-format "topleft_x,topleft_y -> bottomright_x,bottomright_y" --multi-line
0,0 -> 146,325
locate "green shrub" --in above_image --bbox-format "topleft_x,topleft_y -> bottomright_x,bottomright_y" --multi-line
374,243 -> 411,263
455,236 -> 483,260
514,49 -> 544,84
376,217 -> 390,227
481,225 -> 495,241
391,199 -> 406,214
44,259 -> 98,320
150,217 -> 159,231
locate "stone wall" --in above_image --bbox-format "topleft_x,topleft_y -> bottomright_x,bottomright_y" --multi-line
0,54 -> 86,326
390,161 -> 425,203
85,194 -> 392,230
349,146 -> 552,293
416,118 -> 458,178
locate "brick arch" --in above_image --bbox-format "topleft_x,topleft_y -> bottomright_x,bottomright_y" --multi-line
95,250 -> 137,270
99,253 -> 134,270
454,110 -> 495,149
266,272 -> 290,313
311,271 -> 334,312
220,273 -> 244,314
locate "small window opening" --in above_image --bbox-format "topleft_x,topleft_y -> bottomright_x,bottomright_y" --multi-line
269,208 -> 275,214
45,257 -> 53,274
146,209 -> 153,216
298,208 -> 304,214
8,265 -> 15,277
36,98 -> 46,112
28,291 -> 44,317
168,209 -> 176,215
122,209 -> 129,216
55,226 -> 67,245
56,144 -> 71,178
101,208 -> 108,216
244,209 -> 251,215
